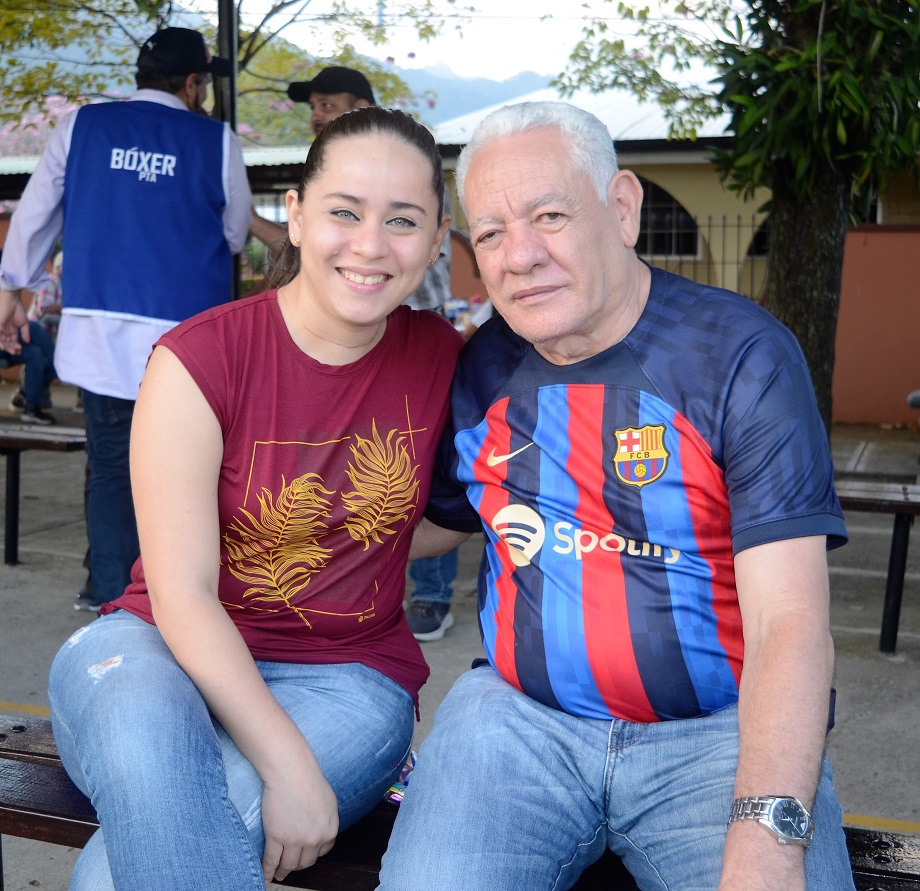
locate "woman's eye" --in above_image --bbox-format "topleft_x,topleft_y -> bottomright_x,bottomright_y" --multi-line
388,216 -> 417,228
331,209 -> 358,221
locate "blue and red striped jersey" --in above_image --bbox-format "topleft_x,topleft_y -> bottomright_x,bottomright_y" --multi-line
427,267 -> 846,722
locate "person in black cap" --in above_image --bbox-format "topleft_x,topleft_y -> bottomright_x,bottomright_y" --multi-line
287,65 -> 377,135
137,26 -> 233,114
0,25 -> 252,613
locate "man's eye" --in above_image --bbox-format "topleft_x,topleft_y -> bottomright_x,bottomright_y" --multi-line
541,212 -> 562,223
475,230 -> 497,246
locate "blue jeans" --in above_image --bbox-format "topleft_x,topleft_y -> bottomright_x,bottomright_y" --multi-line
81,391 -> 139,604
49,611 -> 414,891
409,549 -> 458,605
377,667 -> 854,891
0,321 -> 56,408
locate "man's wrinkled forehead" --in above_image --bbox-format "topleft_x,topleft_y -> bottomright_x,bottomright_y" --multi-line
463,130 -> 585,217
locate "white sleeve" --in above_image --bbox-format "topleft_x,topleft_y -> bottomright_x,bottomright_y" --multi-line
0,111 -> 76,291
221,125 -> 252,255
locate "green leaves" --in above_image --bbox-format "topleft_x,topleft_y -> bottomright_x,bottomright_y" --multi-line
0,0 -> 457,138
560,0 -> 920,204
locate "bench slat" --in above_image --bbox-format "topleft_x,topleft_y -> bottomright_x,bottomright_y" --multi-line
0,760 -> 96,848
836,480 -> 920,514
0,424 -> 87,453
0,714 -> 60,765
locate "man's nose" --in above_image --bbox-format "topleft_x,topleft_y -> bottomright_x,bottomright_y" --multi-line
504,225 -> 547,274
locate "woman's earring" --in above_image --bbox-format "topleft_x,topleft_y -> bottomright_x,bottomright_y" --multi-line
291,233 -> 301,246
427,258 -> 435,268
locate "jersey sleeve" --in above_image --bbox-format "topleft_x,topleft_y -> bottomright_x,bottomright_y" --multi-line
720,322 -> 847,554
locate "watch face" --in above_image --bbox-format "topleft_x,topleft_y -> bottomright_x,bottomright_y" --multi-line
773,799 -> 809,838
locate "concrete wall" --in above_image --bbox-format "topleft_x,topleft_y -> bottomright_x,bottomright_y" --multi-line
833,226 -> 920,426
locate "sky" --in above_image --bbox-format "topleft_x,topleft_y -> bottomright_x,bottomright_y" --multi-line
232,0 -> 603,82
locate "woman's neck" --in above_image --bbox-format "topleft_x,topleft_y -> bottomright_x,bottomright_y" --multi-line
276,284 -> 387,366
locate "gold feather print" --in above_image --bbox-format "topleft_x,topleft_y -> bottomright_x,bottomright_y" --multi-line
342,420 -> 419,550
223,473 -> 334,627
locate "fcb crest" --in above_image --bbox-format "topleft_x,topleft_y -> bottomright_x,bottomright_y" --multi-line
613,425 -> 669,488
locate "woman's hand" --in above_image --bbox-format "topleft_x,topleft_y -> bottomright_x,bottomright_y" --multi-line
260,762 -> 339,883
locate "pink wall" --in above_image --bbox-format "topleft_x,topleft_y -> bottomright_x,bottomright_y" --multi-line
833,226 -> 920,426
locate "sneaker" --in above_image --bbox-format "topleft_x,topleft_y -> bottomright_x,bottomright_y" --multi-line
10,388 -> 26,411
407,600 -> 454,642
74,592 -> 102,613
21,407 -> 56,425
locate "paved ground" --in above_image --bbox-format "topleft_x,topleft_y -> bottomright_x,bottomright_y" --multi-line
2,381 -> 919,890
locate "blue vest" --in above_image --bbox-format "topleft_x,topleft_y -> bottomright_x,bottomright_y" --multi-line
62,100 -> 232,323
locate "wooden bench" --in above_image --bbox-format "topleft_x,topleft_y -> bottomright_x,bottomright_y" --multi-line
835,479 -> 920,653
0,423 -> 86,566
2,714 -> 919,891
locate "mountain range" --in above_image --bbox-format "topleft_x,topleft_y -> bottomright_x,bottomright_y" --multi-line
394,65 -> 551,123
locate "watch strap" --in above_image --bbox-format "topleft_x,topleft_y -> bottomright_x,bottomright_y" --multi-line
728,795 -> 814,847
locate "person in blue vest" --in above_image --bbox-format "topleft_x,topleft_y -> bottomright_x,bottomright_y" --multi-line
0,27 -> 252,611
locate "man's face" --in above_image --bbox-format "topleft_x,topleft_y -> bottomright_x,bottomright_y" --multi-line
191,74 -> 211,114
309,92 -> 369,135
463,127 -> 647,364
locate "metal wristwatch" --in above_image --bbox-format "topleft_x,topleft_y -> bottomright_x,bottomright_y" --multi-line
728,796 -> 814,847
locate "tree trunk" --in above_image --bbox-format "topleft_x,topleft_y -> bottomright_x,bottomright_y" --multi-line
765,163 -> 853,433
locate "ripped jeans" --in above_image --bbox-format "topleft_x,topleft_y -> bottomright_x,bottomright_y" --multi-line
48,611 -> 414,891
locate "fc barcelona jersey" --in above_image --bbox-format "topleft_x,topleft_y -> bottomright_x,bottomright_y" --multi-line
427,267 -> 847,722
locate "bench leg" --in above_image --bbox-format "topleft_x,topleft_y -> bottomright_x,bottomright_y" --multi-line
880,513 -> 914,654
3,450 -> 21,566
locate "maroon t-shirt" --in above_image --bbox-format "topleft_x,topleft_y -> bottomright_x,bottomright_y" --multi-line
106,291 -> 464,704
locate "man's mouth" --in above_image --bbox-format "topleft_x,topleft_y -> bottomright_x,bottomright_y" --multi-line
339,269 -> 391,285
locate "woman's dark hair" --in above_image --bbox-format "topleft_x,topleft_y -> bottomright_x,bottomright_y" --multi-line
265,106 -> 445,290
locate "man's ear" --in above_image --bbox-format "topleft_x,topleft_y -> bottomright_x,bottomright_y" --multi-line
607,170 -> 644,249
183,73 -> 199,97
354,98 -> 372,110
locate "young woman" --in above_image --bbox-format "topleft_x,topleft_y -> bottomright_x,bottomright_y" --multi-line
48,107 -> 463,891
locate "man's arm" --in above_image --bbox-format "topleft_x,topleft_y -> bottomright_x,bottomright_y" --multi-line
249,208 -> 287,247
409,517 -> 471,560
719,534 -> 834,891
222,127 -> 254,254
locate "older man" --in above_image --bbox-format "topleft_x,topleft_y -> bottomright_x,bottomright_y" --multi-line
377,101 -> 854,891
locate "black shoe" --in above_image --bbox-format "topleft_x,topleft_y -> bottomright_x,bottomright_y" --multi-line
74,591 -> 102,613
21,406 -> 55,425
10,388 -> 26,410
407,600 -> 454,641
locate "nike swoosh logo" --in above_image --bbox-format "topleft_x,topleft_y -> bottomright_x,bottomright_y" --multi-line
486,442 -> 535,466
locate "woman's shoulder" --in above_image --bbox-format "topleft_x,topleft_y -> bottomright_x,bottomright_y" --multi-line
162,290 -> 278,347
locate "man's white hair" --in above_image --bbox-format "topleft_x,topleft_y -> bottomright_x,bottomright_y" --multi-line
455,101 -> 619,213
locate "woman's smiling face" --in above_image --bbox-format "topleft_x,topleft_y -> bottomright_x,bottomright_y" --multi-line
286,132 -> 447,335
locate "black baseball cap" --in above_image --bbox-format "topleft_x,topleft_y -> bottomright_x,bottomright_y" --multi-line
138,28 -> 232,77
287,67 -> 376,105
